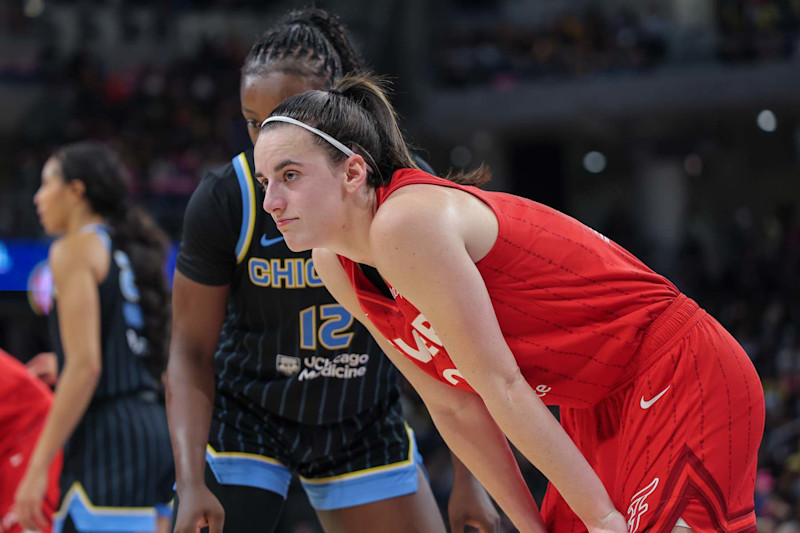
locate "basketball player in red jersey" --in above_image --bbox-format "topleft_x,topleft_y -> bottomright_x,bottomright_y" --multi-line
0,349 -> 62,533
251,74 -> 765,533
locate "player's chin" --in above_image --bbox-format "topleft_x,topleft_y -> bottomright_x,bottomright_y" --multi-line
283,234 -> 313,253
40,220 -> 62,236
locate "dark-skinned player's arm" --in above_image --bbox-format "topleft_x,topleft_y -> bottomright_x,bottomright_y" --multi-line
448,451 -> 501,533
166,272 -> 228,533
313,248 -> 539,533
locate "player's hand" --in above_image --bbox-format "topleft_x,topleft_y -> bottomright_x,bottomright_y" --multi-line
586,509 -> 628,533
14,465 -> 50,532
173,484 -> 225,533
448,470 -> 501,533
27,352 -> 58,386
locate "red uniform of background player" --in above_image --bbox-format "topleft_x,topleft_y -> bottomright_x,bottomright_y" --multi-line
0,349 -> 62,533
252,74 -> 766,533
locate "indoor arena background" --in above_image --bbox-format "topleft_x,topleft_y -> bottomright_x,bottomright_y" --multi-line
1,0 -> 798,531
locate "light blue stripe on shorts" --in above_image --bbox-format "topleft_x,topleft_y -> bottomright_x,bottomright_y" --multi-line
205,445 -> 292,498
205,426 -> 424,511
54,483 -> 157,532
300,425 -> 423,510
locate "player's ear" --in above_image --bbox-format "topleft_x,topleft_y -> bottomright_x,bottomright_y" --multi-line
343,154 -> 369,193
67,179 -> 87,198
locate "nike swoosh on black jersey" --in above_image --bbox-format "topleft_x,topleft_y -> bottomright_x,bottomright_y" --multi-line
261,235 -> 285,247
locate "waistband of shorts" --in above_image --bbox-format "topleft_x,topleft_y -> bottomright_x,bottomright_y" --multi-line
612,293 -> 703,394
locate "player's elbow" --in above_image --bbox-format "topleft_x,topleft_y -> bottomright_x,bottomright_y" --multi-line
472,367 -> 528,409
64,355 -> 102,385
427,387 -> 488,426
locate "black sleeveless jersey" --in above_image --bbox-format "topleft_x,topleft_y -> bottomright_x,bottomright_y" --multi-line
176,150 -> 399,425
49,225 -> 159,401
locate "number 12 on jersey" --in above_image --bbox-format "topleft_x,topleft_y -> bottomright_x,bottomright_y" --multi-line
299,305 -> 355,350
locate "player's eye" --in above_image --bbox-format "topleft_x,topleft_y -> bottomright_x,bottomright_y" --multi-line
246,119 -> 260,129
284,171 -> 299,182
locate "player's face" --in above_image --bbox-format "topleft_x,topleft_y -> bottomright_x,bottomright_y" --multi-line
254,127 -> 345,252
241,72 -> 322,146
34,157 -> 78,235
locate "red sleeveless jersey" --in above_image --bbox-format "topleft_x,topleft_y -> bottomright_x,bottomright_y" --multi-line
339,169 -> 681,408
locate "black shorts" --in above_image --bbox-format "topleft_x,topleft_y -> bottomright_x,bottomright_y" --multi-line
206,389 -> 422,510
55,393 -> 174,531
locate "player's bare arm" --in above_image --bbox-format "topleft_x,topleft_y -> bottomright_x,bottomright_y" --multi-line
166,272 -> 229,533
313,248 -> 540,533
447,453 -> 501,533
368,192 -> 627,533
15,235 -> 105,531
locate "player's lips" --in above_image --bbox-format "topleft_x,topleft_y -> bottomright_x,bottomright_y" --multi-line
275,217 -> 297,228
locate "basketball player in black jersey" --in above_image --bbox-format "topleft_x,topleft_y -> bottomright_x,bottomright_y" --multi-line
166,8 -> 499,533
15,142 -> 175,532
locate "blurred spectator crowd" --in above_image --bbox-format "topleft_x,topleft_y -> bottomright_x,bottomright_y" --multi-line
0,43 -> 249,239
433,5 -> 669,88
718,0 -> 800,62
433,0 -> 800,88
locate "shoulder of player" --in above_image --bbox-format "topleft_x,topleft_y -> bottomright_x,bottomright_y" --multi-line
370,185 -> 458,249
311,248 -> 345,281
199,158 -> 240,192
48,233 -> 103,277
190,155 -> 252,211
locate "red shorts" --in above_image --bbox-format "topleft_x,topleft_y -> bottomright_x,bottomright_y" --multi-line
0,414 -> 63,533
542,296 -> 765,533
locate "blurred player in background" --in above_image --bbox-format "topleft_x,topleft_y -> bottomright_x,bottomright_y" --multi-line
252,73 -> 766,533
0,348 -> 62,533
15,142 -> 174,533
167,8 -> 499,533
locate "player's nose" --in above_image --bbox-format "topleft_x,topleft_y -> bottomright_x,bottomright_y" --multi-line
263,181 -> 286,214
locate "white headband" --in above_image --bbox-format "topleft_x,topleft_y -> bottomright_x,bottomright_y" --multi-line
260,116 -> 375,176
261,116 -> 356,156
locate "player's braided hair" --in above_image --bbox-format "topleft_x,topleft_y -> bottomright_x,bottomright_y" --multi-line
55,142 -> 170,380
243,8 -> 364,85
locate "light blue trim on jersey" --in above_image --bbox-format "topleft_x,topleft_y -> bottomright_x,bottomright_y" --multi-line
232,153 -> 256,265
300,425 -> 423,510
205,445 -> 292,497
54,483 -> 157,532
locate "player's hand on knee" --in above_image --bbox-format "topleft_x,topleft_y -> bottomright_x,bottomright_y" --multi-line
14,467 -> 50,532
174,484 -> 225,533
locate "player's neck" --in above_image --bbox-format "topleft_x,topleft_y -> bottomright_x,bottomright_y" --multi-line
67,209 -> 105,236
326,198 -> 377,266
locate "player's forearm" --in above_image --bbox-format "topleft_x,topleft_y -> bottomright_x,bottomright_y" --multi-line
480,374 -> 617,529
165,346 -> 215,489
430,396 -> 545,533
28,359 -> 100,472
449,451 -> 474,485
